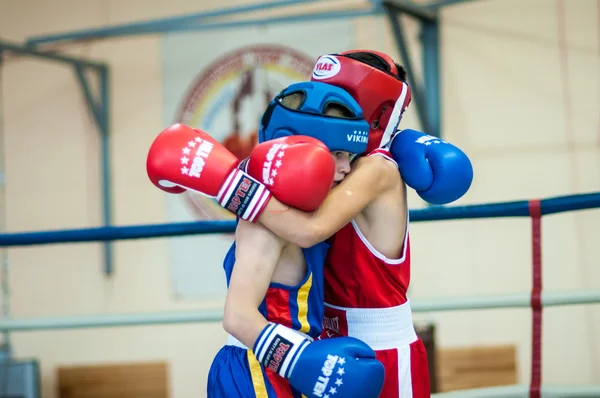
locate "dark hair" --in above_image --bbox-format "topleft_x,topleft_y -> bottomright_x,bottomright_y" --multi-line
340,52 -> 407,82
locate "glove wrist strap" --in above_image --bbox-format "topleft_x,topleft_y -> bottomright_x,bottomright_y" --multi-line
253,323 -> 310,378
217,169 -> 271,222
238,157 -> 250,172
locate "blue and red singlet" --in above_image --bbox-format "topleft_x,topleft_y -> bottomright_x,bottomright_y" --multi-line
207,240 -> 329,398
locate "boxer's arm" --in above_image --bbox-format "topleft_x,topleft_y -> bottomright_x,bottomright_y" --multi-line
259,155 -> 399,248
222,220 -> 285,348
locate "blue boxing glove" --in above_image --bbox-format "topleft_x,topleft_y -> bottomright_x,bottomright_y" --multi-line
390,129 -> 473,205
253,323 -> 384,398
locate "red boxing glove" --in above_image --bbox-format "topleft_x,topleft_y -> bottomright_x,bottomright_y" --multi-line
245,136 -> 335,212
146,123 -> 271,222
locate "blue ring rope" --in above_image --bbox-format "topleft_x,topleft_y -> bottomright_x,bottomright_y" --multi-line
0,191 -> 598,247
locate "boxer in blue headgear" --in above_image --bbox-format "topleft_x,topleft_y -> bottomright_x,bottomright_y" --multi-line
207,81 -> 385,398
258,81 -> 369,155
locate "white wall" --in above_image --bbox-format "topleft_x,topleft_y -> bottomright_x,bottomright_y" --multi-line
0,0 -> 599,396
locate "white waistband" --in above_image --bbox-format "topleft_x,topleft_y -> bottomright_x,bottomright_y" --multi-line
227,334 -> 248,349
226,330 -> 313,351
324,300 -> 417,350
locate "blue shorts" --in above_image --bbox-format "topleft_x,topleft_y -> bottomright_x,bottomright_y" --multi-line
207,345 -> 305,398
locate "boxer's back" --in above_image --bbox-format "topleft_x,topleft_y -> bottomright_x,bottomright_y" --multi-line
321,148 -> 429,398
356,149 -> 407,260
324,147 -> 410,309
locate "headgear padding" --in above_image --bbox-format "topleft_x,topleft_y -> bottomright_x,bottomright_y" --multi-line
259,81 -> 370,155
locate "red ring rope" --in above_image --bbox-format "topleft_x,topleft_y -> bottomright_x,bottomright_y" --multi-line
528,199 -> 542,398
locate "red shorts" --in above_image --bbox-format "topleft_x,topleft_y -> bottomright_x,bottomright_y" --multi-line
375,339 -> 430,398
321,301 -> 430,398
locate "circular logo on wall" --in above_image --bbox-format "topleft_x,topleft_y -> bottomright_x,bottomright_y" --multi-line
174,45 -> 315,221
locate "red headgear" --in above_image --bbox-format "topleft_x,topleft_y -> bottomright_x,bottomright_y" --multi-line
310,50 -> 412,153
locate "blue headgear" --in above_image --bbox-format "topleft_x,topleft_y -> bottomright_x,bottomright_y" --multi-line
258,81 -> 370,154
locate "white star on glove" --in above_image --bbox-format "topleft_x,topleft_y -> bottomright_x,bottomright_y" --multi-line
277,151 -> 285,158
182,147 -> 191,155
329,387 -> 337,395
181,166 -> 189,174
335,379 -> 343,386
188,140 -> 196,148
275,160 -> 282,168
181,156 -> 189,165
271,170 -> 278,177
337,367 -> 345,376
194,137 -> 202,143
337,358 -> 346,365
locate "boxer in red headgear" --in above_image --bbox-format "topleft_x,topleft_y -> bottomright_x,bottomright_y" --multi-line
311,50 -> 429,398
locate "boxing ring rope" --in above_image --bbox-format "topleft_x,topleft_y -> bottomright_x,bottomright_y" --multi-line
1,191 -> 600,398
0,191 -> 598,246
